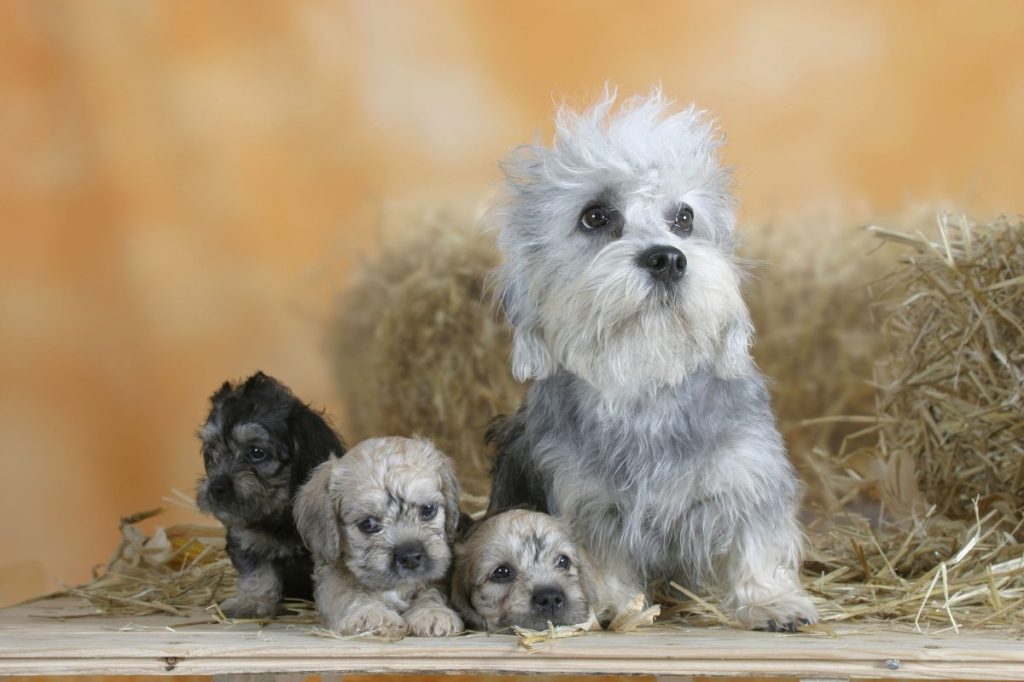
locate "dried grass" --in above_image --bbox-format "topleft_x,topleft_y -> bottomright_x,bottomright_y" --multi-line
62,212 -> 1024,637
330,213 -> 523,501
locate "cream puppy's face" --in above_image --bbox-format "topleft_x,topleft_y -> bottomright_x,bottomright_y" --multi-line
295,436 -> 459,591
452,510 -> 598,631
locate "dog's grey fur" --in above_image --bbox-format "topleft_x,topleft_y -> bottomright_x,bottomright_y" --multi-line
487,89 -> 816,631
195,371 -> 345,618
295,436 -> 463,637
451,509 -> 603,632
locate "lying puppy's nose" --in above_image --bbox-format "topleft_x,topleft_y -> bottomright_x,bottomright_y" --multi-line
393,541 -> 425,570
531,586 -> 566,613
208,475 -> 233,501
637,245 -> 686,283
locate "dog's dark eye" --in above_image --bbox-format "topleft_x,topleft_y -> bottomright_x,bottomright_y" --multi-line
419,504 -> 437,521
671,204 -> 694,235
556,554 -> 571,570
580,204 -> 627,232
580,206 -> 610,230
247,446 -> 266,462
357,517 -> 382,534
489,564 -> 515,583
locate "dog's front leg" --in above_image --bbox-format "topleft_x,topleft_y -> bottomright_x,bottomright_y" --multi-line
404,585 -> 464,637
314,565 -> 407,638
721,512 -> 817,632
219,542 -> 283,618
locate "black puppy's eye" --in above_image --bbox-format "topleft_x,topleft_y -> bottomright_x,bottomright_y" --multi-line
579,205 -> 610,231
556,554 -> 571,570
671,203 -> 694,235
419,504 -> 437,521
357,517 -> 382,534
247,446 -> 266,462
490,564 -> 515,583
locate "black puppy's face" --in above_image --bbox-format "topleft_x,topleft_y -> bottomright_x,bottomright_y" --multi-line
195,372 -> 330,528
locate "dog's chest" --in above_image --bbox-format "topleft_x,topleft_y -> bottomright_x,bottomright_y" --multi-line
232,527 -> 306,560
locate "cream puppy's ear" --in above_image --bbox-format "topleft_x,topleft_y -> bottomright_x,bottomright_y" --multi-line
437,451 -> 461,539
294,456 -> 343,564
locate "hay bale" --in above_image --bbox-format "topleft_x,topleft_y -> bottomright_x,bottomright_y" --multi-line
856,214 -> 1024,520
794,214 -> 1024,632
330,215 -> 522,500
740,219 -> 895,511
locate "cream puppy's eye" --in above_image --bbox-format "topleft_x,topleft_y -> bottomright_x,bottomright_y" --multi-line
357,517 -> 382,534
489,564 -> 515,583
556,554 -> 571,570
419,504 -> 437,521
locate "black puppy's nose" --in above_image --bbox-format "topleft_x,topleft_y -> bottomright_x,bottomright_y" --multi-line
531,586 -> 566,613
637,245 -> 686,283
208,475 -> 233,501
393,542 -> 425,571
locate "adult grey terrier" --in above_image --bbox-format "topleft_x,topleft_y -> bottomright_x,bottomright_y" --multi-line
487,89 -> 817,631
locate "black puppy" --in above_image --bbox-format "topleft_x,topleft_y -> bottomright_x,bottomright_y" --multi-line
196,371 -> 345,618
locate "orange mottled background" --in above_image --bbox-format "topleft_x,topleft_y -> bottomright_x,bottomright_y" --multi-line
1,0 -> 1022,606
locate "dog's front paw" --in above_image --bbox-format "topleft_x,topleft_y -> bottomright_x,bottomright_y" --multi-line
218,594 -> 279,620
736,593 -> 818,633
333,606 -> 408,638
405,605 -> 464,637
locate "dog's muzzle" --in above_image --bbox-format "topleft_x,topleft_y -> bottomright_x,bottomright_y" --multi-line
392,540 -> 426,573
636,245 -> 686,284
531,585 -> 567,618
207,475 -> 234,504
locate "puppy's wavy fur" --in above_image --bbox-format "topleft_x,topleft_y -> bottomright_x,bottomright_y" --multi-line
295,436 -> 463,637
195,371 -> 345,618
451,509 -> 603,632
488,88 -> 817,631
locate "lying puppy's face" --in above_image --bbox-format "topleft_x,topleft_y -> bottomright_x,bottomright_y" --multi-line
196,371 -> 343,528
452,510 -> 597,631
296,437 -> 460,590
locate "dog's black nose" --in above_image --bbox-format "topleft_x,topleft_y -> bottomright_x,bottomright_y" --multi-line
637,245 -> 686,283
208,475 -> 233,501
531,586 -> 566,613
393,542 -> 425,571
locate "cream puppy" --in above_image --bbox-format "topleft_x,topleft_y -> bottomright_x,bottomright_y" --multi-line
295,436 -> 463,637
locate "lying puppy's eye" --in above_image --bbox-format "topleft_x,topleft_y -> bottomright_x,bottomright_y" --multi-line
556,554 -> 571,570
489,564 -> 515,583
247,446 -> 266,462
357,517 -> 382,534
419,504 -> 437,521
670,203 -> 694,235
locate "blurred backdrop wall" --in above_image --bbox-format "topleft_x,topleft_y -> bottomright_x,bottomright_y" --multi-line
1,0 -> 1022,606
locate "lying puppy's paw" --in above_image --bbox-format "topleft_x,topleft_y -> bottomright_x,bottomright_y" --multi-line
334,605 -> 408,638
738,594 -> 818,633
406,605 -> 464,637
218,594 -> 278,619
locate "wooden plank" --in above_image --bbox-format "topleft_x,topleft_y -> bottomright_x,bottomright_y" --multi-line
1,597 -> 1022,678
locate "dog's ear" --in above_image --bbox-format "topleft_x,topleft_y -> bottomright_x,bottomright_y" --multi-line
438,453 -> 461,539
294,458 -> 342,564
449,543 -> 487,631
209,380 -> 233,406
500,279 -> 555,381
287,403 -> 346,496
574,545 -> 603,616
713,316 -> 754,379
